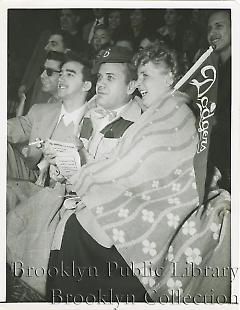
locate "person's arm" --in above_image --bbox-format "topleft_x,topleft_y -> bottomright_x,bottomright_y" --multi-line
205,167 -> 231,217
16,94 -> 26,117
7,104 -> 37,144
17,85 -> 26,101
7,104 -> 45,170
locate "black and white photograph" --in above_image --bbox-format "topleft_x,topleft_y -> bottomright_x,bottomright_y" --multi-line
1,0 -> 239,308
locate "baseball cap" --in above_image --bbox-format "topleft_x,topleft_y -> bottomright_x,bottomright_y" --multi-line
92,46 -> 134,74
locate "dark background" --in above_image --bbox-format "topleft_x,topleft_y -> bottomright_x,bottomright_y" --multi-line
7,8 -> 210,106
8,9 -> 167,63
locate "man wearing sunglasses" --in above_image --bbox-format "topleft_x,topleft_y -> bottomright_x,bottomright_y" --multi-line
18,30 -> 74,114
7,51 -> 91,183
40,51 -> 65,104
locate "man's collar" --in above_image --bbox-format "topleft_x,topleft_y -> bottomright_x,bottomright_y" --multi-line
86,96 -> 142,123
58,103 -> 87,126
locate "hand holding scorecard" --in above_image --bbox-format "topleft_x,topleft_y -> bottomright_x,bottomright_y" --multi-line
47,139 -> 81,179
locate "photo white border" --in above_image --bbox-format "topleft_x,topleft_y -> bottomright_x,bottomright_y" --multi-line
0,0 -> 239,309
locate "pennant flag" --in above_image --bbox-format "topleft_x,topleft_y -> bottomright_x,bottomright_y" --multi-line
173,46 -> 219,206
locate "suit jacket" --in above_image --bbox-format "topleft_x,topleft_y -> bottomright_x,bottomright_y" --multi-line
7,102 -> 63,169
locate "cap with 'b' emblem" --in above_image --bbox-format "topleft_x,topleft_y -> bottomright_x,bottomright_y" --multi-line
93,46 -> 134,73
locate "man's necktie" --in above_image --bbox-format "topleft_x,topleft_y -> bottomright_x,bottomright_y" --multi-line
93,107 -> 118,122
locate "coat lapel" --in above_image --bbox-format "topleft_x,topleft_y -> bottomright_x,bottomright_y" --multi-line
38,104 -> 62,140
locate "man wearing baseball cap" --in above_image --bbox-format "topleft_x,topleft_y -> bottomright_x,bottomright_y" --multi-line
78,46 -> 143,162
46,46 -> 146,302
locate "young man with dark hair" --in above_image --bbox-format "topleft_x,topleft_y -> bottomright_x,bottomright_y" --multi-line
7,52 -> 92,183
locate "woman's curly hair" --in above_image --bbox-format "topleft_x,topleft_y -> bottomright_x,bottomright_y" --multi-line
132,42 -> 182,85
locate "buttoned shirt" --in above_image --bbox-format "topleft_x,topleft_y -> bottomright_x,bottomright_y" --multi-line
57,104 -> 87,137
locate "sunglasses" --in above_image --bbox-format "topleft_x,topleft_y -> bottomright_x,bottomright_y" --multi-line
42,67 -> 61,77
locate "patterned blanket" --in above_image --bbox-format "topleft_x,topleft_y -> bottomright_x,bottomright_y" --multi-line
69,90 -> 231,301
7,91 -> 231,301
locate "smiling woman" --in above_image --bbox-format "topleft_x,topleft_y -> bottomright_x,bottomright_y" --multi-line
133,43 -> 180,108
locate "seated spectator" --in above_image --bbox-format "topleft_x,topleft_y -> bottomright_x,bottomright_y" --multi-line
86,25 -> 113,73
39,51 -> 66,104
19,30 -> 75,114
190,9 -> 209,30
84,25 -> 113,100
44,30 -> 73,54
156,9 -> 183,50
17,9 -> 84,112
178,23 -> 203,72
206,10 -> 231,193
7,51 -> 92,184
115,33 -> 134,52
79,46 -> 142,163
128,9 -> 149,51
106,9 -> 126,43
83,9 -> 106,45
16,51 -> 65,117
7,51 -> 65,182
59,9 -> 85,53
92,25 -> 112,54
138,32 -> 161,51
60,8 -> 80,33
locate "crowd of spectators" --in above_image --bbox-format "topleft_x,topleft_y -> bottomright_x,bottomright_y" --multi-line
7,8 -> 231,191
8,8 -> 211,116
7,7 -> 231,191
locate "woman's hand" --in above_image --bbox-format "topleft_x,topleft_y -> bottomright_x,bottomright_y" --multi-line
18,84 -> 26,100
